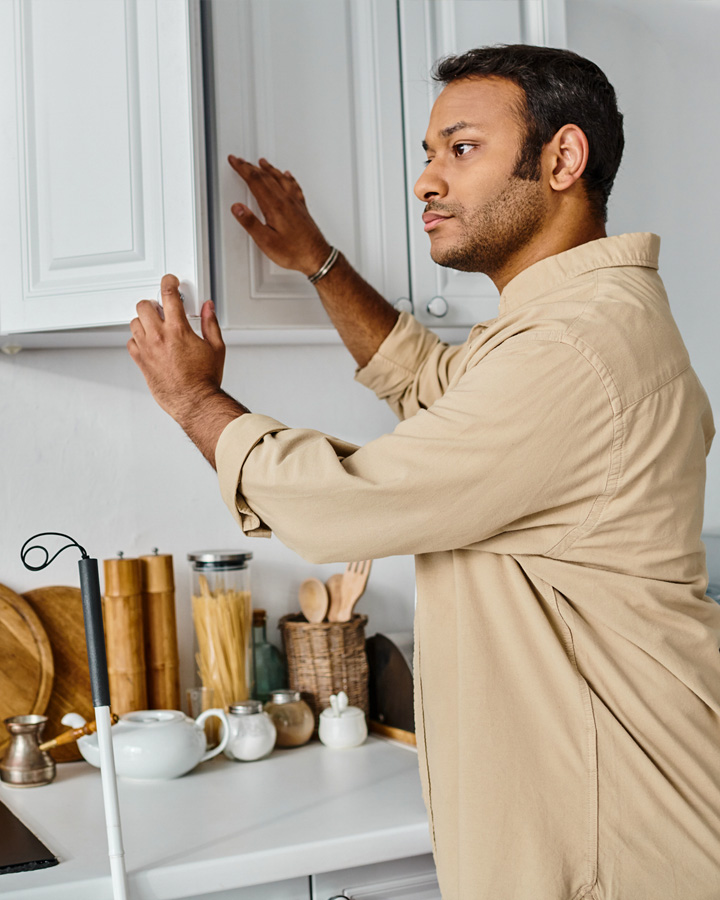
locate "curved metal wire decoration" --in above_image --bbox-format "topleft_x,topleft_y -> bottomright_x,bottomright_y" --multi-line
20,532 -> 88,571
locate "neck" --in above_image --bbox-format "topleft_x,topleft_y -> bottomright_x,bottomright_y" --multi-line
492,214 -> 607,294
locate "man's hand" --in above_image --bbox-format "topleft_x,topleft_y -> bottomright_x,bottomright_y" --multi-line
228,156 -> 331,276
229,155 -> 398,368
128,274 -> 246,467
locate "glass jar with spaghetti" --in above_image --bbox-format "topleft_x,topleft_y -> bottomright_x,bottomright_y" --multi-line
187,551 -> 253,713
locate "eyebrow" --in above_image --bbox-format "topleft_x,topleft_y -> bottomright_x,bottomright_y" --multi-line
422,121 -> 483,152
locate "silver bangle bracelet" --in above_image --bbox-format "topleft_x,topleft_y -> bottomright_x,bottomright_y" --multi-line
308,246 -> 339,284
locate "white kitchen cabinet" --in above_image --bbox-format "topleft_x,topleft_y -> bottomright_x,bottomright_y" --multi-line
206,0 -> 409,336
0,0 -> 208,335
208,0 -> 567,336
312,854 -> 439,900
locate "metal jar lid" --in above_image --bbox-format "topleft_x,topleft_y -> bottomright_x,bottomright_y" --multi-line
228,700 -> 263,716
187,550 -> 253,570
268,690 -> 301,705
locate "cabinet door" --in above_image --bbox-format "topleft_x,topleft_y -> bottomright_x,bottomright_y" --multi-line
0,0 -> 207,334
399,0 -> 567,329
207,0 -> 409,334
312,854 -> 439,900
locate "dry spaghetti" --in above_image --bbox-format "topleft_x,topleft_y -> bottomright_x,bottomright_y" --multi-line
191,574 -> 251,709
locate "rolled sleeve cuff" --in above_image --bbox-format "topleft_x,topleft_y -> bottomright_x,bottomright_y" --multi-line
215,413 -> 290,538
354,311 -> 442,398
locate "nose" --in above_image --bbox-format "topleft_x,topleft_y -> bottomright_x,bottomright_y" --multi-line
414,159 -> 447,203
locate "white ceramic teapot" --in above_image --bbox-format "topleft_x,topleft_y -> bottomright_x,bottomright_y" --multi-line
68,708 -> 230,780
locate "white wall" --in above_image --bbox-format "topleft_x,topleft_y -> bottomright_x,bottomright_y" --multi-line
0,340 -> 415,694
1,0 -> 719,697
566,0 -> 720,575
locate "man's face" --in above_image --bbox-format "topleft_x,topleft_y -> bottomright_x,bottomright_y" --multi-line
414,76 -> 548,279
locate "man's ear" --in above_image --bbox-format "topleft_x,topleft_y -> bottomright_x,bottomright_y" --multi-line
546,124 -> 590,193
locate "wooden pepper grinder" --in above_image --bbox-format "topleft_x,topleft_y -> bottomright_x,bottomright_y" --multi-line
139,551 -> 180,711
103,555 -> 147,715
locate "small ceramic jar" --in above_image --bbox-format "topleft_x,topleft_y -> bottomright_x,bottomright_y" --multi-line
224,700 -> 276,761
318,706 -> 368,749
264,690 -> 314,748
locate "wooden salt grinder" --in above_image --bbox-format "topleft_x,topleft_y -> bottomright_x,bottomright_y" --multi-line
139,553 -> 180,711
103,557 -> 147,715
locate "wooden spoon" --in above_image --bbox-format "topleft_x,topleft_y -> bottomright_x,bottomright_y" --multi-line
326,573 -> 344,623
298,577 -> 329,623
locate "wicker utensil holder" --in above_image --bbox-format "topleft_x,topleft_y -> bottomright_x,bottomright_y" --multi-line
278,613 -> 369,722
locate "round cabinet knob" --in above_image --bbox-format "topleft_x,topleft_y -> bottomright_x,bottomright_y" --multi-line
393,297 -> 414,313
426,295 -> 448,317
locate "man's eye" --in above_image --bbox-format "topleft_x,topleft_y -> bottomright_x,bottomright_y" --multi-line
454,143 -> 475,157
423,158 -> 433,168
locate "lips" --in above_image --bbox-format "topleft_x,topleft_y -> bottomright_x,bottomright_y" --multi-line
422,211 -> 451,232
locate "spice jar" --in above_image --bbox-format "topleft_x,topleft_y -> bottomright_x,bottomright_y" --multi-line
188,551 -> 253,710
224,700 -> 276,762
264,690 -> 314,747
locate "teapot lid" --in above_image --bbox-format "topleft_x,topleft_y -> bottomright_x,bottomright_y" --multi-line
122,710 -> 185,726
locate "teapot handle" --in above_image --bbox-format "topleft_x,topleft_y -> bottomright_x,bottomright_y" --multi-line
196,708 -> 230,761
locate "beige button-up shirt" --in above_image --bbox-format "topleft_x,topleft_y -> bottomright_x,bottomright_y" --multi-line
217,233 -> 720,899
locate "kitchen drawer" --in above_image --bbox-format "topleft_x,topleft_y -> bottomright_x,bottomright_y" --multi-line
184,876 -> 310,900
312,854 -> 439,900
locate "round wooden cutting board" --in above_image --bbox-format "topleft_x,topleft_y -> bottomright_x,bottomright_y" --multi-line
0,583 -> 54,755
22,586 -> 94,762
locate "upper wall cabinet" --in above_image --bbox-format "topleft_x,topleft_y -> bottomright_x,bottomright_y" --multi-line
0,0 -> 208,335
208,0 -> 567,336
206,0 -> 409,333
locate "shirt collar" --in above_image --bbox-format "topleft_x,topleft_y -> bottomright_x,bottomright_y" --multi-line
499,232 -> 661,316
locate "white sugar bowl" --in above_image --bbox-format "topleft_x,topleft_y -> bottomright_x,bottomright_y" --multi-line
318,692 -> 368,749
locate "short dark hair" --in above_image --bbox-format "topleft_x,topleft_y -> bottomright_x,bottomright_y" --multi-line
432,45 -> 624,222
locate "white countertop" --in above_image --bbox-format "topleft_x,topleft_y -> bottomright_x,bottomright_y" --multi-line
0,737 -> 431,899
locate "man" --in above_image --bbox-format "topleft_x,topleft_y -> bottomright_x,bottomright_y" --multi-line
129,45 -> 720,900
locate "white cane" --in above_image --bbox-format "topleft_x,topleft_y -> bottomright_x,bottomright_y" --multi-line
22,533 -> 129,900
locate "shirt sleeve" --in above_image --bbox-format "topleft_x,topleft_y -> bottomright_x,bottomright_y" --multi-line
216,336 -> 614,564
354,311 -> 472,419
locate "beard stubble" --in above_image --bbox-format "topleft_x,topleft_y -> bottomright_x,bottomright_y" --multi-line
428,174 -> 547,279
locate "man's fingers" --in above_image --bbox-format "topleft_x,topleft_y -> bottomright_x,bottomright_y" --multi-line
231,203 -> 273,245
228,154 -> 298,211
159,273 -> 187,325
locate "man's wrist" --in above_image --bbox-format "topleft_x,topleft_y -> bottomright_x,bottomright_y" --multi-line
175,386 -> 249,469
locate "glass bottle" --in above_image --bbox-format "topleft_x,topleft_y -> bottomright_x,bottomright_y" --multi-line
251,609 -> 287,703
187,550 -> 253,710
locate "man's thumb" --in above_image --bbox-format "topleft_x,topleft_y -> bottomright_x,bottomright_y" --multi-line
200,300 -> 225,350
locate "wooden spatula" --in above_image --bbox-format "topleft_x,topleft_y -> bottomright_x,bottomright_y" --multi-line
326,573 -> 344,623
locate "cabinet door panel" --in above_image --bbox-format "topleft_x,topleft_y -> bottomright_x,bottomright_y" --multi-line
0,0 -> 206,333
208,0 -> 409,331
399,0 -> 567,330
